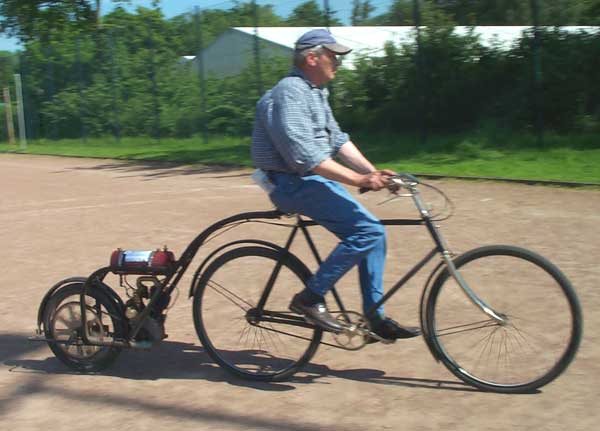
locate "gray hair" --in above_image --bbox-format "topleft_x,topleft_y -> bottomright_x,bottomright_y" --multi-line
293,45 -> 326,68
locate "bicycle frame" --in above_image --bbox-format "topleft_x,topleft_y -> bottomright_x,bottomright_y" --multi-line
77,183 -> 504,348
252,184 -> 506,325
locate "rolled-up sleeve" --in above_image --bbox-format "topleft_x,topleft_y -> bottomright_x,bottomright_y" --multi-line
267,84 -> 329,175
326,103 -> 350,154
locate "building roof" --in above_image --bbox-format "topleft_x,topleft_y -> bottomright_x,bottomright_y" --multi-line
234,26 -> 598,66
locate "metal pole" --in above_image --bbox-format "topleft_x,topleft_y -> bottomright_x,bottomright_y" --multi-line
146,20 -> 160,141
14,73 -> 27,149
194,6 -> 208,144
96,0 -> 101,27
45,40 -> 56,140
323,0 -> 335,105
108,28 -> 121,143
18,51 -> 35,140
529,0 -> 544,146
413,0 -> 426,145
3,87 -> 15,145
252,1 -> 264,96
76,37 -> 87,144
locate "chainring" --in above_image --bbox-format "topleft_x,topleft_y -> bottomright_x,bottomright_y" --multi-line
330,311 -> 371,351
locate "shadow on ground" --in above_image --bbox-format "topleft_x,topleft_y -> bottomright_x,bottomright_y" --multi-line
3,333 -> 482,394
0,332 -> 338,431
54,159 -> 252,181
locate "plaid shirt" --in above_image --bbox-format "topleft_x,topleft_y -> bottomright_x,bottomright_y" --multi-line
251,68 -> 349,175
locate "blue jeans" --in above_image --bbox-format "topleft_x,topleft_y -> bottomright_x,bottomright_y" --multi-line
268,172 -> 386,319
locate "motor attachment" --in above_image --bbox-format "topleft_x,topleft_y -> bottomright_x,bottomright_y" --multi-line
110,246 -> 176,275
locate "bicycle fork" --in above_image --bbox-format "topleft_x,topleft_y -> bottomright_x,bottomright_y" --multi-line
411,187 -> 507,325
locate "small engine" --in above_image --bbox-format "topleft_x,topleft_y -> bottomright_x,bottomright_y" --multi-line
110,247 -> 176,343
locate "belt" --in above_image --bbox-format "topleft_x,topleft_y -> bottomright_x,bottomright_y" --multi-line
265,170 -> 314,178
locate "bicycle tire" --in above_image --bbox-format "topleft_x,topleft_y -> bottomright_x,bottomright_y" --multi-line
425,245 -> 582,393
193,246 -> 323,381
43,282 -> 125,372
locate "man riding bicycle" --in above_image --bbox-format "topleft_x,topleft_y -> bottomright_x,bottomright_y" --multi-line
251,29 -> 420,342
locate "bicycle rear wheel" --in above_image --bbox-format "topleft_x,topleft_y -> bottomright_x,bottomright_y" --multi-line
193,246 -> 322,381
425,245 -> 582,393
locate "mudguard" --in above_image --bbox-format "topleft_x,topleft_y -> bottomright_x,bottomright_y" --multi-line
188,239 -> 299,298
36,276 -> 125,331
419,261 -> 445,362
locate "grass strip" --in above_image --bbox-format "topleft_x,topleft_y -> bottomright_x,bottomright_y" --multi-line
1,132 -> 599,183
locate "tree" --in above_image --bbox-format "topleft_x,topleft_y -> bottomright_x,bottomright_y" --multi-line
427,1 -> 528,25
368,0 -> 598,26
0,51 -> 17,84
168,2 -> 283,56
585,0 -> 600,24
351,0 -> 375,25
429,0 -> 599,25
286,1 -> 341,26
0,1 -> 130,41
371,0 -> 414,25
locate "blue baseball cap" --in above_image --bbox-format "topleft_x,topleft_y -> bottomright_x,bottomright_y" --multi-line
294,29 -> 352,55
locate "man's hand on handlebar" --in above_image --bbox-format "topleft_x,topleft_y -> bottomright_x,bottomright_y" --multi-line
358,169 -> 396,192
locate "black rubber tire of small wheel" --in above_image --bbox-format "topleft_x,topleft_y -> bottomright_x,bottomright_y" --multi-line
43,282 -> 126,372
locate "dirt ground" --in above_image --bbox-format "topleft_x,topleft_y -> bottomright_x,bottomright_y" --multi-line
1,153 -> 598,431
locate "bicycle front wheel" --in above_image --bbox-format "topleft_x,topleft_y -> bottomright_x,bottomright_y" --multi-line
193,246 -> 322,381
425,245 -> 582,393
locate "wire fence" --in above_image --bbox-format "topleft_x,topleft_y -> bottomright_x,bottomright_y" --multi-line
1,0 -> 599,147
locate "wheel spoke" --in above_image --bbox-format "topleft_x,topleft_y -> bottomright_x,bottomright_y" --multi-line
253,323 -> 315,343
206,279 -> 254,311
436,319 -> 500,337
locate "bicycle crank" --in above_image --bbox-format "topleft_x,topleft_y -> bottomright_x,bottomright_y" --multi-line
330,311 -> 372,350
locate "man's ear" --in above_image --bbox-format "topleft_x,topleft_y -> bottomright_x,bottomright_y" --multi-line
305,52 -> 318,67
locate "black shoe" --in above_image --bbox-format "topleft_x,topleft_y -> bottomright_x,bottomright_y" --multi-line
289,293 -> 345,333
368,317 -> 421,343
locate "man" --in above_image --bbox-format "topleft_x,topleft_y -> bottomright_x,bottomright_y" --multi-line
251,29 -> 420,341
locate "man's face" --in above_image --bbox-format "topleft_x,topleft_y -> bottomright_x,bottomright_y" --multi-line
307,48 -> 341,85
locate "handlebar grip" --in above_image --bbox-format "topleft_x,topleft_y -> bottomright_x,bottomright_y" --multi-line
359,187 -> 371,194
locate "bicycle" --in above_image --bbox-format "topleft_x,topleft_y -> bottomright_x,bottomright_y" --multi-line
31,174 -> 582,394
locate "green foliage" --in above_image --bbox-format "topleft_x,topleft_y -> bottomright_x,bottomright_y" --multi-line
429,0 -> 531,25
334,26 -> 600,136
0,1 -> 131,41
377,0 -> 600,25
351,0 -> 376,25
3,0 -> 599,142
381,0 -> 415,25
167,3 -> 283,56
286,1 -> 342,26
0,50 -> 18,84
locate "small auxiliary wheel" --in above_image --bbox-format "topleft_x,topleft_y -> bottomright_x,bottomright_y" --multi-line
43,282 -> 126,372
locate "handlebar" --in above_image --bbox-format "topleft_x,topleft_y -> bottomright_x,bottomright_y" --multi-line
358,173 -> 420,194
358,173 -> 454,221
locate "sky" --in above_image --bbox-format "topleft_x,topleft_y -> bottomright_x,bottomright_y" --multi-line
0,0 -> 395,52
